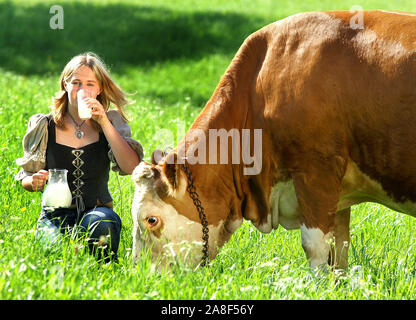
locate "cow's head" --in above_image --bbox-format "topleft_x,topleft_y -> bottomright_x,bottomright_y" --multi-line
131,150 -> 240,269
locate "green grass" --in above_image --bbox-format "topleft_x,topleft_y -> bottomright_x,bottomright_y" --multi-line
1,0 -> 416,300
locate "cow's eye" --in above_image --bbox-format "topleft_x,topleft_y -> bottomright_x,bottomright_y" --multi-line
147,216 -> 159,227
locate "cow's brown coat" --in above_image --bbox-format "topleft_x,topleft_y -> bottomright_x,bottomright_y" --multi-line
136,10 -> 416,268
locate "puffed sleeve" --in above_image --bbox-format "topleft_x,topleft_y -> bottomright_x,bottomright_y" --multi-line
107,110 -> 144,175
15,113 -> 50,181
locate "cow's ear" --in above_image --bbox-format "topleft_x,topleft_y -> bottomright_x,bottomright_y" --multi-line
151,149 -> 164,165
161,152 -> 186,197
162,152 -> 179,189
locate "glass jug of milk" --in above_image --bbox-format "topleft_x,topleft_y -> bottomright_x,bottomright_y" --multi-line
42,169 -> 72,211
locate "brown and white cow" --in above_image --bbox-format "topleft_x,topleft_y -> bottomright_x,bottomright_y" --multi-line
132,10 -> 416,270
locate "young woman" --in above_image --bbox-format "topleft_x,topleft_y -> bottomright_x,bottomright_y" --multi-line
15,52 -> 143,262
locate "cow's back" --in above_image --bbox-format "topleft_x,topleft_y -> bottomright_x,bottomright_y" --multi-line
255,10 -> 416,204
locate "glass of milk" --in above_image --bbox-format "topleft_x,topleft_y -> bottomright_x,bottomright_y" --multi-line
77,89 -> 92,120
42,169 -> 72,211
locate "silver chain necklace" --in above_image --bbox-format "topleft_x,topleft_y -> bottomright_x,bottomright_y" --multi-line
67,112 -> 86,139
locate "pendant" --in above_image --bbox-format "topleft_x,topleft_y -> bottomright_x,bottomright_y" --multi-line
75,129 -> 84,139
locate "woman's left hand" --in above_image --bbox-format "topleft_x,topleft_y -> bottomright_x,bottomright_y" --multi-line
84,97 -> 109,126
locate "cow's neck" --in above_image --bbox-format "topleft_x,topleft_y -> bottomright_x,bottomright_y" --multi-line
176,35 -> 275,243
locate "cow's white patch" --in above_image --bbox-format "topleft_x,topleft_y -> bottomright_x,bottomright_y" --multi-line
160,211 -> 227,264
268,159 -> 416,237
132,167 -> 233,266
339,160 -> 416,216
300,224 -> 334,268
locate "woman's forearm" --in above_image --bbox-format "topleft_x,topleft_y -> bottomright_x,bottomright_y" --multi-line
100,120 -> 140,174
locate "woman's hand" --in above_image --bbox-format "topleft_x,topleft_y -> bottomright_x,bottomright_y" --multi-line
25,170 -> 49,192
84,97 -> 109,127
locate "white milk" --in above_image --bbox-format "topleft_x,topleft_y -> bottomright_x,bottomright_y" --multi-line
42,182 -> 72,208
77,90 -> 92,120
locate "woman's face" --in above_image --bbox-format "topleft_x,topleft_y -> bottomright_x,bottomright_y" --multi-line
65,65 -> 101,108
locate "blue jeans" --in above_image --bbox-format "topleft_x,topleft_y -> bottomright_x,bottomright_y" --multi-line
36,206 -> 122,262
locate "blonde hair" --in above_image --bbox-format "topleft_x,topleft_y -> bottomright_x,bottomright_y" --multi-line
51,52 -> 131,128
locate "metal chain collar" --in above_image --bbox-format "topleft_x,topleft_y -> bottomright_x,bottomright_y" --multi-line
181,162 -> 209,267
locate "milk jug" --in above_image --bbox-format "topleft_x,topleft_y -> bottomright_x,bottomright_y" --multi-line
42,169 -> 72,210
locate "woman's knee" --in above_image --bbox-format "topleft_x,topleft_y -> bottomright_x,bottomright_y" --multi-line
79,207 -> 121,239
79,207 -> 121,260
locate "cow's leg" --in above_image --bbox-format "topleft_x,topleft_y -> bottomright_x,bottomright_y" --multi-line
300,223 -> 334,269
329,208 -> 350,270
292,158 -> 346,270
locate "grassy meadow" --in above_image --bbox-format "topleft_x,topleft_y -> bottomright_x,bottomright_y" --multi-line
1,0 -> 416,300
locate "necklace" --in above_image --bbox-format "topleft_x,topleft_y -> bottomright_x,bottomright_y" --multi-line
67,112 -> 86,139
